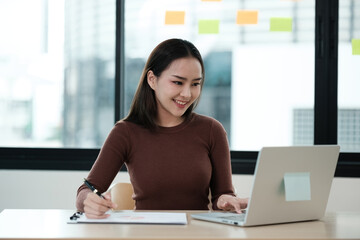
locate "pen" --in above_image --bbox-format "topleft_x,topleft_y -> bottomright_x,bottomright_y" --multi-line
83,178 -> 105,199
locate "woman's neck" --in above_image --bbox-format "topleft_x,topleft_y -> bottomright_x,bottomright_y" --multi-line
156,116 -> 185,127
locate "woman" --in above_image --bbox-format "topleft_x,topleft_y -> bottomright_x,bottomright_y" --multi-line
76,38 -> 248,219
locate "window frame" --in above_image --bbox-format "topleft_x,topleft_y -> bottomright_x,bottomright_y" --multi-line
0,0 -> 359,177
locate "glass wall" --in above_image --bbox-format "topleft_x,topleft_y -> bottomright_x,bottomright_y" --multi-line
63,0 -> 116,147
124,0 -> 315,151
0,0 -> 116,148
0,0 -> 64,147
1,0 -> 358,153
338,0 -> 360,152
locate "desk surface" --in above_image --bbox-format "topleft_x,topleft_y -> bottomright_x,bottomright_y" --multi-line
0,209 -> 359,240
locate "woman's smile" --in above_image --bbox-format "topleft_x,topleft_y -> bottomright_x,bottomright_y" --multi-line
174,99 -> 189,108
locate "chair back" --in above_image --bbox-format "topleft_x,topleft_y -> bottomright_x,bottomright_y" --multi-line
109,182 -> 135,210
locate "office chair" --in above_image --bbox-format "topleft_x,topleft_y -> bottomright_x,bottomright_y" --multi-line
109,182 -> 135,210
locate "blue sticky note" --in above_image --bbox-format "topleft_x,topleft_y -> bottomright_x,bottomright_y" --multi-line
284,172 -> 311,201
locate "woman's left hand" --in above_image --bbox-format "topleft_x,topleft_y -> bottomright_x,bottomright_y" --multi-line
217,194 -> 249,214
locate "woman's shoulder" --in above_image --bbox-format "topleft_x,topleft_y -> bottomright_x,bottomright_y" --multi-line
192,113 -> 223,126
103,120 -> 130,139
191,113 -> 225,131
114,119 -> 144,131
191,113 -> 227,141
105,120 -> 146,143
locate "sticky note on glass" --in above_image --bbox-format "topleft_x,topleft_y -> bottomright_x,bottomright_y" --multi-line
198,20 -> 220,34
270,17 -> 292,32
165,11 -> 185,25
284,172 -> 311,201
352,39 -> 360,55
236,10 -> 258,25
201,0 -> 222,2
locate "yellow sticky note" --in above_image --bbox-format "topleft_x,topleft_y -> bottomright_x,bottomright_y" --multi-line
165,11 -> 185,25
198,20 -> 219,34
270,17 -> 292,32
352,39 -> 360,55
284,172 -> 311,201
236,10 -> 258,25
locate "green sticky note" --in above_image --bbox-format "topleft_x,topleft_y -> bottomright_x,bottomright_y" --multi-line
352,39 -> 360,55
198,20 -> 220,34
270,17 -> 292,32
284,172 -> 311,201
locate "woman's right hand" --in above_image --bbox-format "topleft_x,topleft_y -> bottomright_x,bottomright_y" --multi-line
83,192 -> 118,219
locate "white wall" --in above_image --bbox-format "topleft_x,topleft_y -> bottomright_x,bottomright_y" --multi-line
0,170 -> 359,212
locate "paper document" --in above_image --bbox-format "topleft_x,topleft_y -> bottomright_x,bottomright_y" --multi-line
68,211 -> 188,225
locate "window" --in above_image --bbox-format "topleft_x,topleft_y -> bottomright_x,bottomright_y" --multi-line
338,0 -> 360,152
124,0 -> 315,151
0,0 -> 64,147
0,0 -> 116,148
0,0 -> 359,177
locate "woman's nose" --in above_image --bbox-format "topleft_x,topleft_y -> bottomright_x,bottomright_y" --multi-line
180,86 -> 191,98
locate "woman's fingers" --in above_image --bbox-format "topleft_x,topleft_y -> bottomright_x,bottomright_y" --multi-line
83,192 -> 117,218
218,195 -> 248,213
84,211 -> 111,219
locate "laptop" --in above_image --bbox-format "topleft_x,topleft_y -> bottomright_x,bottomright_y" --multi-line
191,145 -> 340,227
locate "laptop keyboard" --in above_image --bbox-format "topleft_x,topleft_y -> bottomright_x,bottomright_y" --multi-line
220,213 -> 246,221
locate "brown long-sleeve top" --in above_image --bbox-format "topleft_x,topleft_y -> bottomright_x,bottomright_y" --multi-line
76,113 -> 235,211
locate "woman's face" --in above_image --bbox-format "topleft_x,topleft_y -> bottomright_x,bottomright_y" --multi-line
147,57 -> 202,127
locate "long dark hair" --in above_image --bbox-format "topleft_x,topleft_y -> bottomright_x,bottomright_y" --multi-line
123,38 -> 205,129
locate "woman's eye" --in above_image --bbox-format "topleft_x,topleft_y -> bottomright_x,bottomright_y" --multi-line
173,81 -> 182,85
192,82 -> 201,86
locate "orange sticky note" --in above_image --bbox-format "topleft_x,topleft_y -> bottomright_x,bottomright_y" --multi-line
236,10 -> 258,25
165,11 -> 185,25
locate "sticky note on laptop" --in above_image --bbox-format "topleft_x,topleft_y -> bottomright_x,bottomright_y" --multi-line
284,172 -> 311,201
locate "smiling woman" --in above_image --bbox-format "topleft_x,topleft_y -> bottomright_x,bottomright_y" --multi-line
124,39 -> 205,130
76,39 -> 249,219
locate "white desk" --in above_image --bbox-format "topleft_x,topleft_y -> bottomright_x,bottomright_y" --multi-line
0,209 -> 359,240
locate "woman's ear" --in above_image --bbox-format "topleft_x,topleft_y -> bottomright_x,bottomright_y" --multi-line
147,70 -> 156,90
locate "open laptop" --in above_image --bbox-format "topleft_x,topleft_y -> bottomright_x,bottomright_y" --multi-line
191,145 -> 340,227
